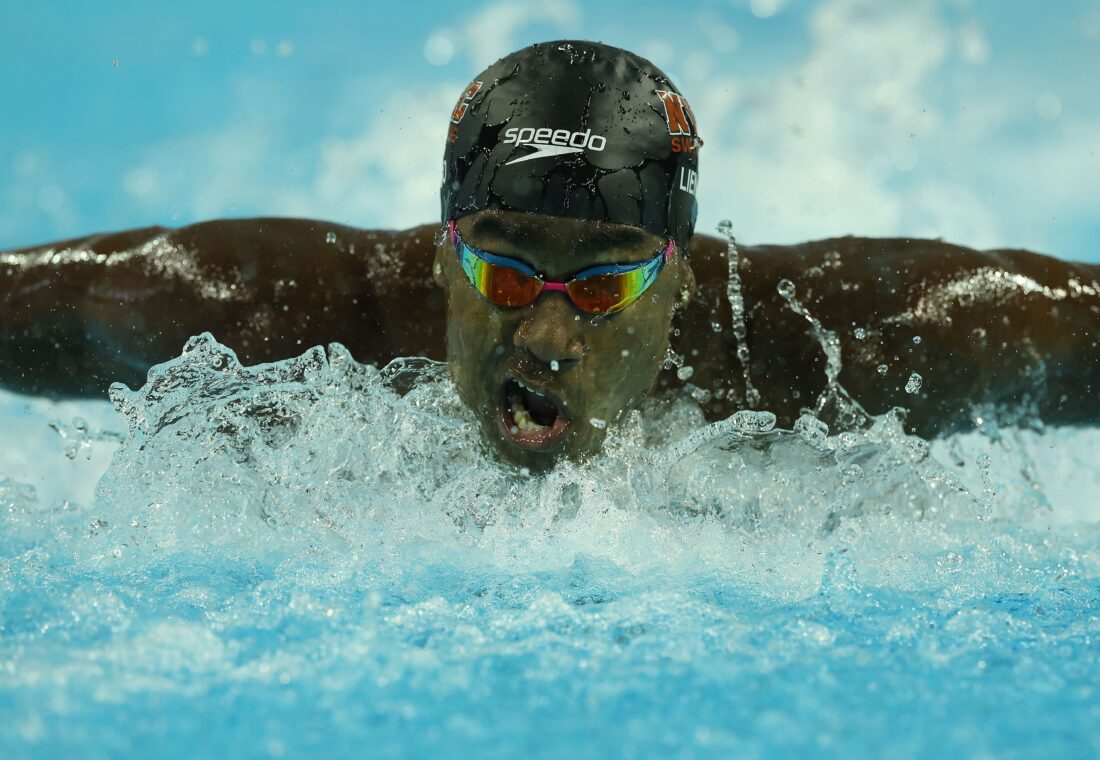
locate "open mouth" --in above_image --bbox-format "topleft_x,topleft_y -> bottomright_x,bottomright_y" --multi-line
499,378 -> 571,450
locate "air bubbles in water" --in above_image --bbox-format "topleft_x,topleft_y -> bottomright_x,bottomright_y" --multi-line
550,360 -> 559,372
854,327 -> 866,340
877,364 -> 889,377
589,418 -> 607,430
325,232 -> 337,244
905,373 -> 923,394
676,365 -> 694,381
776,278 -> 797,300
912,335 -> 923,345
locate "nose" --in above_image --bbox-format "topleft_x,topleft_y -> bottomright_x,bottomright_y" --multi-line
513,293 -> 586,368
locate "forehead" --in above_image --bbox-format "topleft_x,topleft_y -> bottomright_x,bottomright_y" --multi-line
456,211 -> 663,275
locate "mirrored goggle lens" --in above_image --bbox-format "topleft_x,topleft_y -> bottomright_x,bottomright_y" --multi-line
454,220 -> 671,315
569,259 -> 663,314
468,257 -> 543,307
566,272 -> 636,314
473,257 -> 658,314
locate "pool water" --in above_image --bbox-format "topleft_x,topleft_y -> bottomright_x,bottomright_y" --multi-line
2,334 -> 1099,758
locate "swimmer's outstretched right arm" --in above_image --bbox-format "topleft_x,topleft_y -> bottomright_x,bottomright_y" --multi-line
0,219 -> 445,397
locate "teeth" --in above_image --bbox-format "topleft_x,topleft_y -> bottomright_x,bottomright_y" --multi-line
514,406 -> 546,432
515,380 -> 546,397
510,393 -> 548,432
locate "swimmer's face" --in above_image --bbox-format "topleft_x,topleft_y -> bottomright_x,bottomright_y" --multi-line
434,210 -> 694,470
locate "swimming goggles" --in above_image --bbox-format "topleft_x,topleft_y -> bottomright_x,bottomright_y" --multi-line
448,220 -> 675,315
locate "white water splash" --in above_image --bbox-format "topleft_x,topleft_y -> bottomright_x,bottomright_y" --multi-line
2,336 -> 1099,758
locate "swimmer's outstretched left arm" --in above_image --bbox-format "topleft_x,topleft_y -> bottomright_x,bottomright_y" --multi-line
673,235 -> 1100,437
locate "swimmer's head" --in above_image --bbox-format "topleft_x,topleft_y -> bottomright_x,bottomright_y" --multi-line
436,41 -> 700,469
441,40 -> 701,253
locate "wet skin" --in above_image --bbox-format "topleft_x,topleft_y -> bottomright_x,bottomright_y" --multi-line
435,211 -> 694,468
3,216 -> 1100,450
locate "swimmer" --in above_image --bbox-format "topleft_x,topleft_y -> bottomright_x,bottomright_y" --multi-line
3,40 -> 1099,468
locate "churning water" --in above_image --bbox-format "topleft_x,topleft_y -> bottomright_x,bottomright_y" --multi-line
2,334 -> 1099,758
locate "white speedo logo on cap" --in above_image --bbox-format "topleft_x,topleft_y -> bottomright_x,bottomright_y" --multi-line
502,127 -> 607,165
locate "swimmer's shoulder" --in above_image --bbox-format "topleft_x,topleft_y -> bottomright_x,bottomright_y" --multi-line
162,217 -> 437,264
685,232 -> 1084,298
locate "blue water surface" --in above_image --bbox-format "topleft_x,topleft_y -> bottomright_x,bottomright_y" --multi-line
1,336 -> 1098,758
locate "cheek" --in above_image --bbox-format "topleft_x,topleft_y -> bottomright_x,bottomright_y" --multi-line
623,333 -> 669,392
445,287 -> 507,397
587,315 -> 673,416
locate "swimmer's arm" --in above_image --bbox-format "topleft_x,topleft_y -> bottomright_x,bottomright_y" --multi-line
850,241 -> 1100,436
748,238 -> 1100,436
0,219 -> 445,397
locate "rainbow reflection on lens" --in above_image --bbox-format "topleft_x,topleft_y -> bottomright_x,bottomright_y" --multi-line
448,220 -> 673,315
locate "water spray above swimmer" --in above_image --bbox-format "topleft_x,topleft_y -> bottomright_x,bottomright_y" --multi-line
3,40 -> 1100,469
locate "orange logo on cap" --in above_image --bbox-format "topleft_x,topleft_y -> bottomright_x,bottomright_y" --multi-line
448,81 -> 483,144
655,89 -> 702,153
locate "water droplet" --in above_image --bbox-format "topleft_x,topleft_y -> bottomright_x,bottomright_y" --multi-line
905,372 -> 923,394
730,410 -> 776,434
794,413 -> 829,444
905,437 -> 929,462
937,551 -> 963,573
663,347 -> 684,369
689,386 -> 712,404
776,278 -> 796,299
325,232 -> 337,244
676,365 -> 694,381
719,222 -> 759,408
589,417 -> 607,430
877,364 -> 889,377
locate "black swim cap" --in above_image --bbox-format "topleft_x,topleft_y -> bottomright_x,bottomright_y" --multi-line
441,40 -> 702,251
